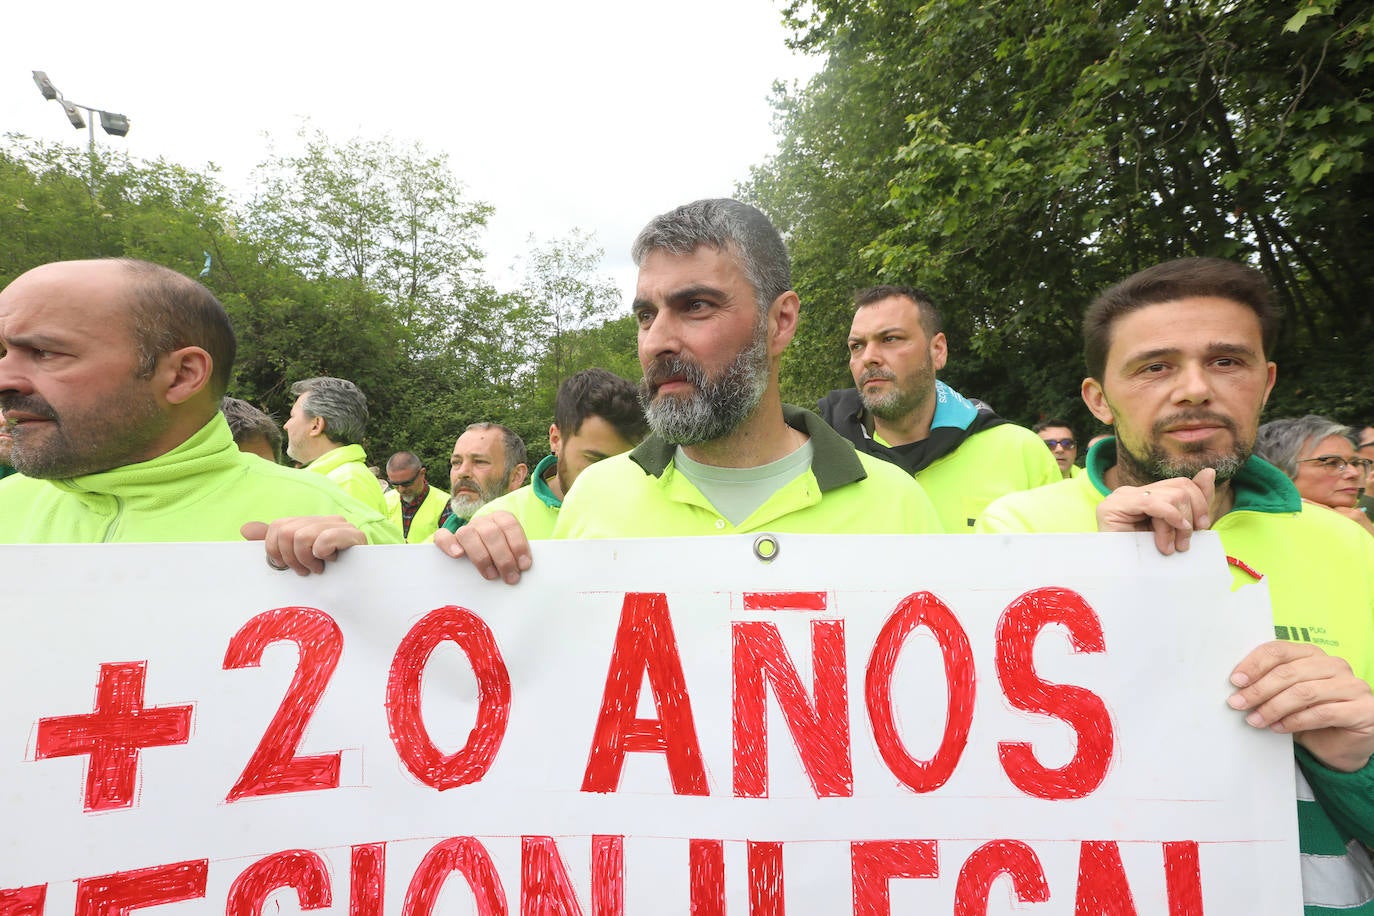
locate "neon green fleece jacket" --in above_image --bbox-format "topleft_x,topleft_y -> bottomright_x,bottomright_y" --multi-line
914,421 -> 1062,533
0,415 -> 402,544
304,443 -> 390,516
977,438 -> 1374,915
474,453 -> 562,540
553,406 -> 943,538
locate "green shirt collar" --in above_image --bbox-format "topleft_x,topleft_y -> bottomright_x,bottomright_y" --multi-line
1085,437 -> 1301,514
531,453 -> 562,510
629,404 -> 867,493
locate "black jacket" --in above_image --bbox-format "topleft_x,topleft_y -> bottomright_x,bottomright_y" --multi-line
816,387 -> 1007,475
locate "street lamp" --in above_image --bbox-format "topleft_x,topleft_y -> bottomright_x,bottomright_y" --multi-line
31,71 -> 130,183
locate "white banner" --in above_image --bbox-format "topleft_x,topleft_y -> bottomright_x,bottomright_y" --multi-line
0,533 -> 1299,914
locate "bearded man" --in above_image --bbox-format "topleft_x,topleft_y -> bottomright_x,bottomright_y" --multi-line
976,257 -> 1374,916
0,258 -> 399,546
818,286 -> 1059,533
259,199 -> 943,579
434,423 -> 528,535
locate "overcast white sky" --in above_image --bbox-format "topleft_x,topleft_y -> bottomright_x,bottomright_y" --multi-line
3,1 -> 821,305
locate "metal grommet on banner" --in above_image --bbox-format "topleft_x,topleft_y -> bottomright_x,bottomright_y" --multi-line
752,534 -> 780,563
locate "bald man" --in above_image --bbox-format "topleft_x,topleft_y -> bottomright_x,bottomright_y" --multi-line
0,258 -> 400,547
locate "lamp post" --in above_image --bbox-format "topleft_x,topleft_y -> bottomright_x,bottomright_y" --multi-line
31,71 -> 130,186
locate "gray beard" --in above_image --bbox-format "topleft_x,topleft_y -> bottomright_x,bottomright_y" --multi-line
449,493 -> 483,519
639,324 -> 769,446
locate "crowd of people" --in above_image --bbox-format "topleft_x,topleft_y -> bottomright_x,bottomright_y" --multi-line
2,198 -> 1372,914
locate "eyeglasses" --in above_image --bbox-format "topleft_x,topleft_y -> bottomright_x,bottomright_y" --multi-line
1041,438 -> 1076,450
387,470 -> 423,488
1297,455 -> 1374,476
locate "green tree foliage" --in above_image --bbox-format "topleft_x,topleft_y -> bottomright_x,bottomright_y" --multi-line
1,136 -> 232,283
745,0 -> 1374,429
512,231 -> 629,432
0,132 -> 555,470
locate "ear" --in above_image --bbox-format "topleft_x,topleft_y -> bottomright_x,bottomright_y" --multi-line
929,332 -> 948,373
768,291 -> 801,357
1081,377 -> 1114,425
159,346 -> 213,406
508,462 -> 529,491
548,423 -> 562,456
1261,361 -> 1277,407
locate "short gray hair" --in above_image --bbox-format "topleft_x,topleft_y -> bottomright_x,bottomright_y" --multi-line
290,376 -> 369,446
465,422 -> 527,477
630,198 -> 791,313
1254,414 -> 1353,479
221,397 -> 282,453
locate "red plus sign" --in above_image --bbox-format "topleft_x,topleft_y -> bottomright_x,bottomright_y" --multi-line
36,661 -> 193,812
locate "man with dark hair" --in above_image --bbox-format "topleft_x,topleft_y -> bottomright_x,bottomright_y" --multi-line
978,257 -> 1374,913
818,284 -> 1059,532
436,422 -> 529,534
474,368 -> 648,538
1033,417 -> 1080,479
384,451 -> 450,543
284,376 -> 389,515
221,396 -> 282,462
0,258 -> 400,547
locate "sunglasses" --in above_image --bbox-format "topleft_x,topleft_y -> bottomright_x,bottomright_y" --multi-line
1041,438 -> 1076,450
387,470 -> 423,488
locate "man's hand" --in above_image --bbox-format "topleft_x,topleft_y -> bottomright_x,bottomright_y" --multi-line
1228,641 -> 1374,773
241,516 -> 367,576
433,511 -> 532,585
1095,467 -> 1216,555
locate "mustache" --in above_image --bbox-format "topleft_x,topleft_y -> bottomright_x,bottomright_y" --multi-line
642,356 -> 706,391
1152,410 -> 1238,436
0,394 -> 58,421
857,368 -> 897,385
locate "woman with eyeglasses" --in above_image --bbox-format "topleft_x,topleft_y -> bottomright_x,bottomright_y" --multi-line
1255,415 -> 1374,536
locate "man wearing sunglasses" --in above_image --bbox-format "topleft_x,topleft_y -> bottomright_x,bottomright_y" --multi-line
1034,418 -> 1081,479
384,451 -> 451,543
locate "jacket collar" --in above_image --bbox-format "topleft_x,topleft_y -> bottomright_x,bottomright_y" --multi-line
1085,437 -> 1301,514
629,404 -> 868,493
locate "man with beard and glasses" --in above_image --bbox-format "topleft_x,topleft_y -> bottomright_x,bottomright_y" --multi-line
471,369 -> 647,539
976,258 -> 1374,915
433,422 -> 529,535
818,286 -> 1059,533
264,200 -> 942,579
0,258 -> 401,547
